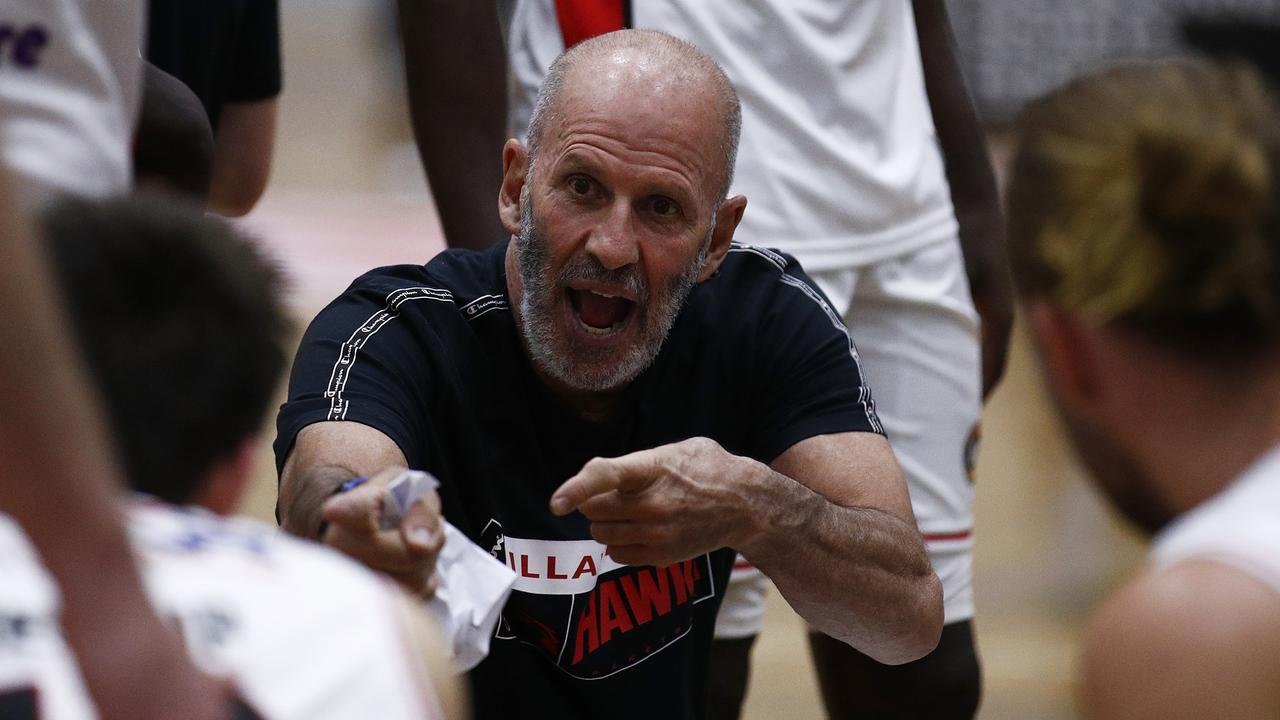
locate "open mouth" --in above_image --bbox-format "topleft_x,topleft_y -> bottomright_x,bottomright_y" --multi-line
567,287 -> 637,335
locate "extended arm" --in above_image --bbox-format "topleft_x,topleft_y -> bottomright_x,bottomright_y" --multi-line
278,421 -> 407,538
744,433 -> 942,664
397,0 -> 508,250
279,421 -> 444,597
552,433 -> 943,665
913,0 -> 1013,398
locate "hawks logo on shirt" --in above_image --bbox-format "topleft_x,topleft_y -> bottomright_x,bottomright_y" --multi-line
480,520 -> 716,679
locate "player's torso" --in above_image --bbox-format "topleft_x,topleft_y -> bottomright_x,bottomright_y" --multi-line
0,506 -> 435,720
0,515 -> 97,720
0,0 -> 143,207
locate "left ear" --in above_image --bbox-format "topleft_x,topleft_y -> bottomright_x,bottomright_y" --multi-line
194,439 -> 257,515
498,139 -> 530,237
697,194 -> 747,282
1025,300 -> 1101,413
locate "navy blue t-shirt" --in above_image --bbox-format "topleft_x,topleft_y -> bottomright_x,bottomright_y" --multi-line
275,239 -> 880,719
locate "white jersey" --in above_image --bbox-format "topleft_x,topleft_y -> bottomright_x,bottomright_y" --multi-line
0,0 -> 142,209
507,0 -> 959,270
0,502 -> 443,720
1151,446 -> 1280,595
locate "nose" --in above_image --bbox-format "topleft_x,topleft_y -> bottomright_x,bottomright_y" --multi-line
583,201 -> 639,271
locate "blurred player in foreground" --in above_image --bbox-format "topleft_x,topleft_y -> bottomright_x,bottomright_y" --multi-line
0,0 -> 233,711
0,178 -> 227,720
0,197 -> 461,719
1007,60 -> 1280,719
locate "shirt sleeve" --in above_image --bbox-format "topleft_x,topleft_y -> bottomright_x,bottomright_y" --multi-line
746,256 -> 882,463
227,0 -> 282,103
274,271 -> 439,475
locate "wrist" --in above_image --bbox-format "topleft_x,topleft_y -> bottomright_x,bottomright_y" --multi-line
731,460 -> 805,557
315,475 -> 368,540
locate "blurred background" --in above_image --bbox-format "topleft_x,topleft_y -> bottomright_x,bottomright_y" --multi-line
228,1 -> 1263,716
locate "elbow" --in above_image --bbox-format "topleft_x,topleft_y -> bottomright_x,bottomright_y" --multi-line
869,571 -> 945,666
208,170 -> 269,217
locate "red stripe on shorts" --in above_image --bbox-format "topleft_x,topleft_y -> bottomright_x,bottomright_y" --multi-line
733,560 -> 754,571
555,0 -> 628,48
922,529 -> 973,543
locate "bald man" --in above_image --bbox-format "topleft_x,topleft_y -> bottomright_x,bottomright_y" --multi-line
275,30 -> 941,718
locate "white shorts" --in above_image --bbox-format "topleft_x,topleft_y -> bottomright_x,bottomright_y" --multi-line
715,239 -> 981,638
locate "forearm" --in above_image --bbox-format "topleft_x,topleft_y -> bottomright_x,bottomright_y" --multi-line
278,464 -> 359,538
737,465 -> 943,665
913,0 -> 1005,279
913,0 -> 1013,394
398,0 -> 507,251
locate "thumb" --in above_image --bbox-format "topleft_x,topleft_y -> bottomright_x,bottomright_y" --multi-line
400,489 -> 443,554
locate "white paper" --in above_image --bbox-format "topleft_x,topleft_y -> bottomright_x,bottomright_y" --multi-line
380,470 -> 516,672
423,522 -> 516,671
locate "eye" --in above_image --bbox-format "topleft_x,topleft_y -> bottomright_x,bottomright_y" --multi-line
649,196 -> 680,218
567,175 -> 594,196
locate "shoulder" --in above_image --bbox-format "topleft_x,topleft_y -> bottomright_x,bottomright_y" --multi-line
1081,560 -> 1280,719
129,505 -> 445,717
690,243 -> 850,353
326,245 -> 509,324
129,502 -> 392,603
700,243 -> 832,314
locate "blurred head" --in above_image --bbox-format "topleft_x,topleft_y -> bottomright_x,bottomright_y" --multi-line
1008,60 -> 1280,532
498,29 -> 747,394
43,196 -> 290,511
133,63 -> 215,203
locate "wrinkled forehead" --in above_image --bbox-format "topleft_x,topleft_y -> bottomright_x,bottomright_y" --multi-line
539,49 -> 730,192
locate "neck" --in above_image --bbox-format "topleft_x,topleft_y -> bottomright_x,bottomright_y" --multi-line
535,369 -> 626,422
505,241 -> 625,422
1115,351 -> 1280,516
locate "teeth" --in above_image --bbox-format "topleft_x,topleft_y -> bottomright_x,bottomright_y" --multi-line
576,315 -> 623,335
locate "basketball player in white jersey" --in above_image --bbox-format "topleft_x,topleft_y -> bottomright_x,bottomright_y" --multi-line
0,0 -> 143,207
1008,60 -> 1280,719
504,1 -> 1010,716
0,197 -> 462,719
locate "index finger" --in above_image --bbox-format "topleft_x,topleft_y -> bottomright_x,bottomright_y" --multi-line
550,450 -> 661,516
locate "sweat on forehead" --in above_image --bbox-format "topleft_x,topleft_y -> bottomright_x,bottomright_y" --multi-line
525,29 -> 742,198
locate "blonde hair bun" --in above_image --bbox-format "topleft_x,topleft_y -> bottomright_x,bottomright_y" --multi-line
1010,60 -> 1280,350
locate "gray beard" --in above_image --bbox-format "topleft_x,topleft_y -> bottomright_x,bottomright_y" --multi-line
514,192 -> 709,392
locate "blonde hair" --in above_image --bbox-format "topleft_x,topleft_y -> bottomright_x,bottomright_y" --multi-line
1008,60 -> 1280,354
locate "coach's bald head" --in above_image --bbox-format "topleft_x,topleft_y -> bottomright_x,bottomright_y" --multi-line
496,29 -> 749,401
524,29 -> 742,203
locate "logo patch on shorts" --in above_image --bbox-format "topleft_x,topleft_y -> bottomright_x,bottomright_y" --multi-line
964,423 -> 981,484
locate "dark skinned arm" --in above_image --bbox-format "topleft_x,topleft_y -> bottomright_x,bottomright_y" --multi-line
397,0 -> 508,251
913,0 -> 1014,399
